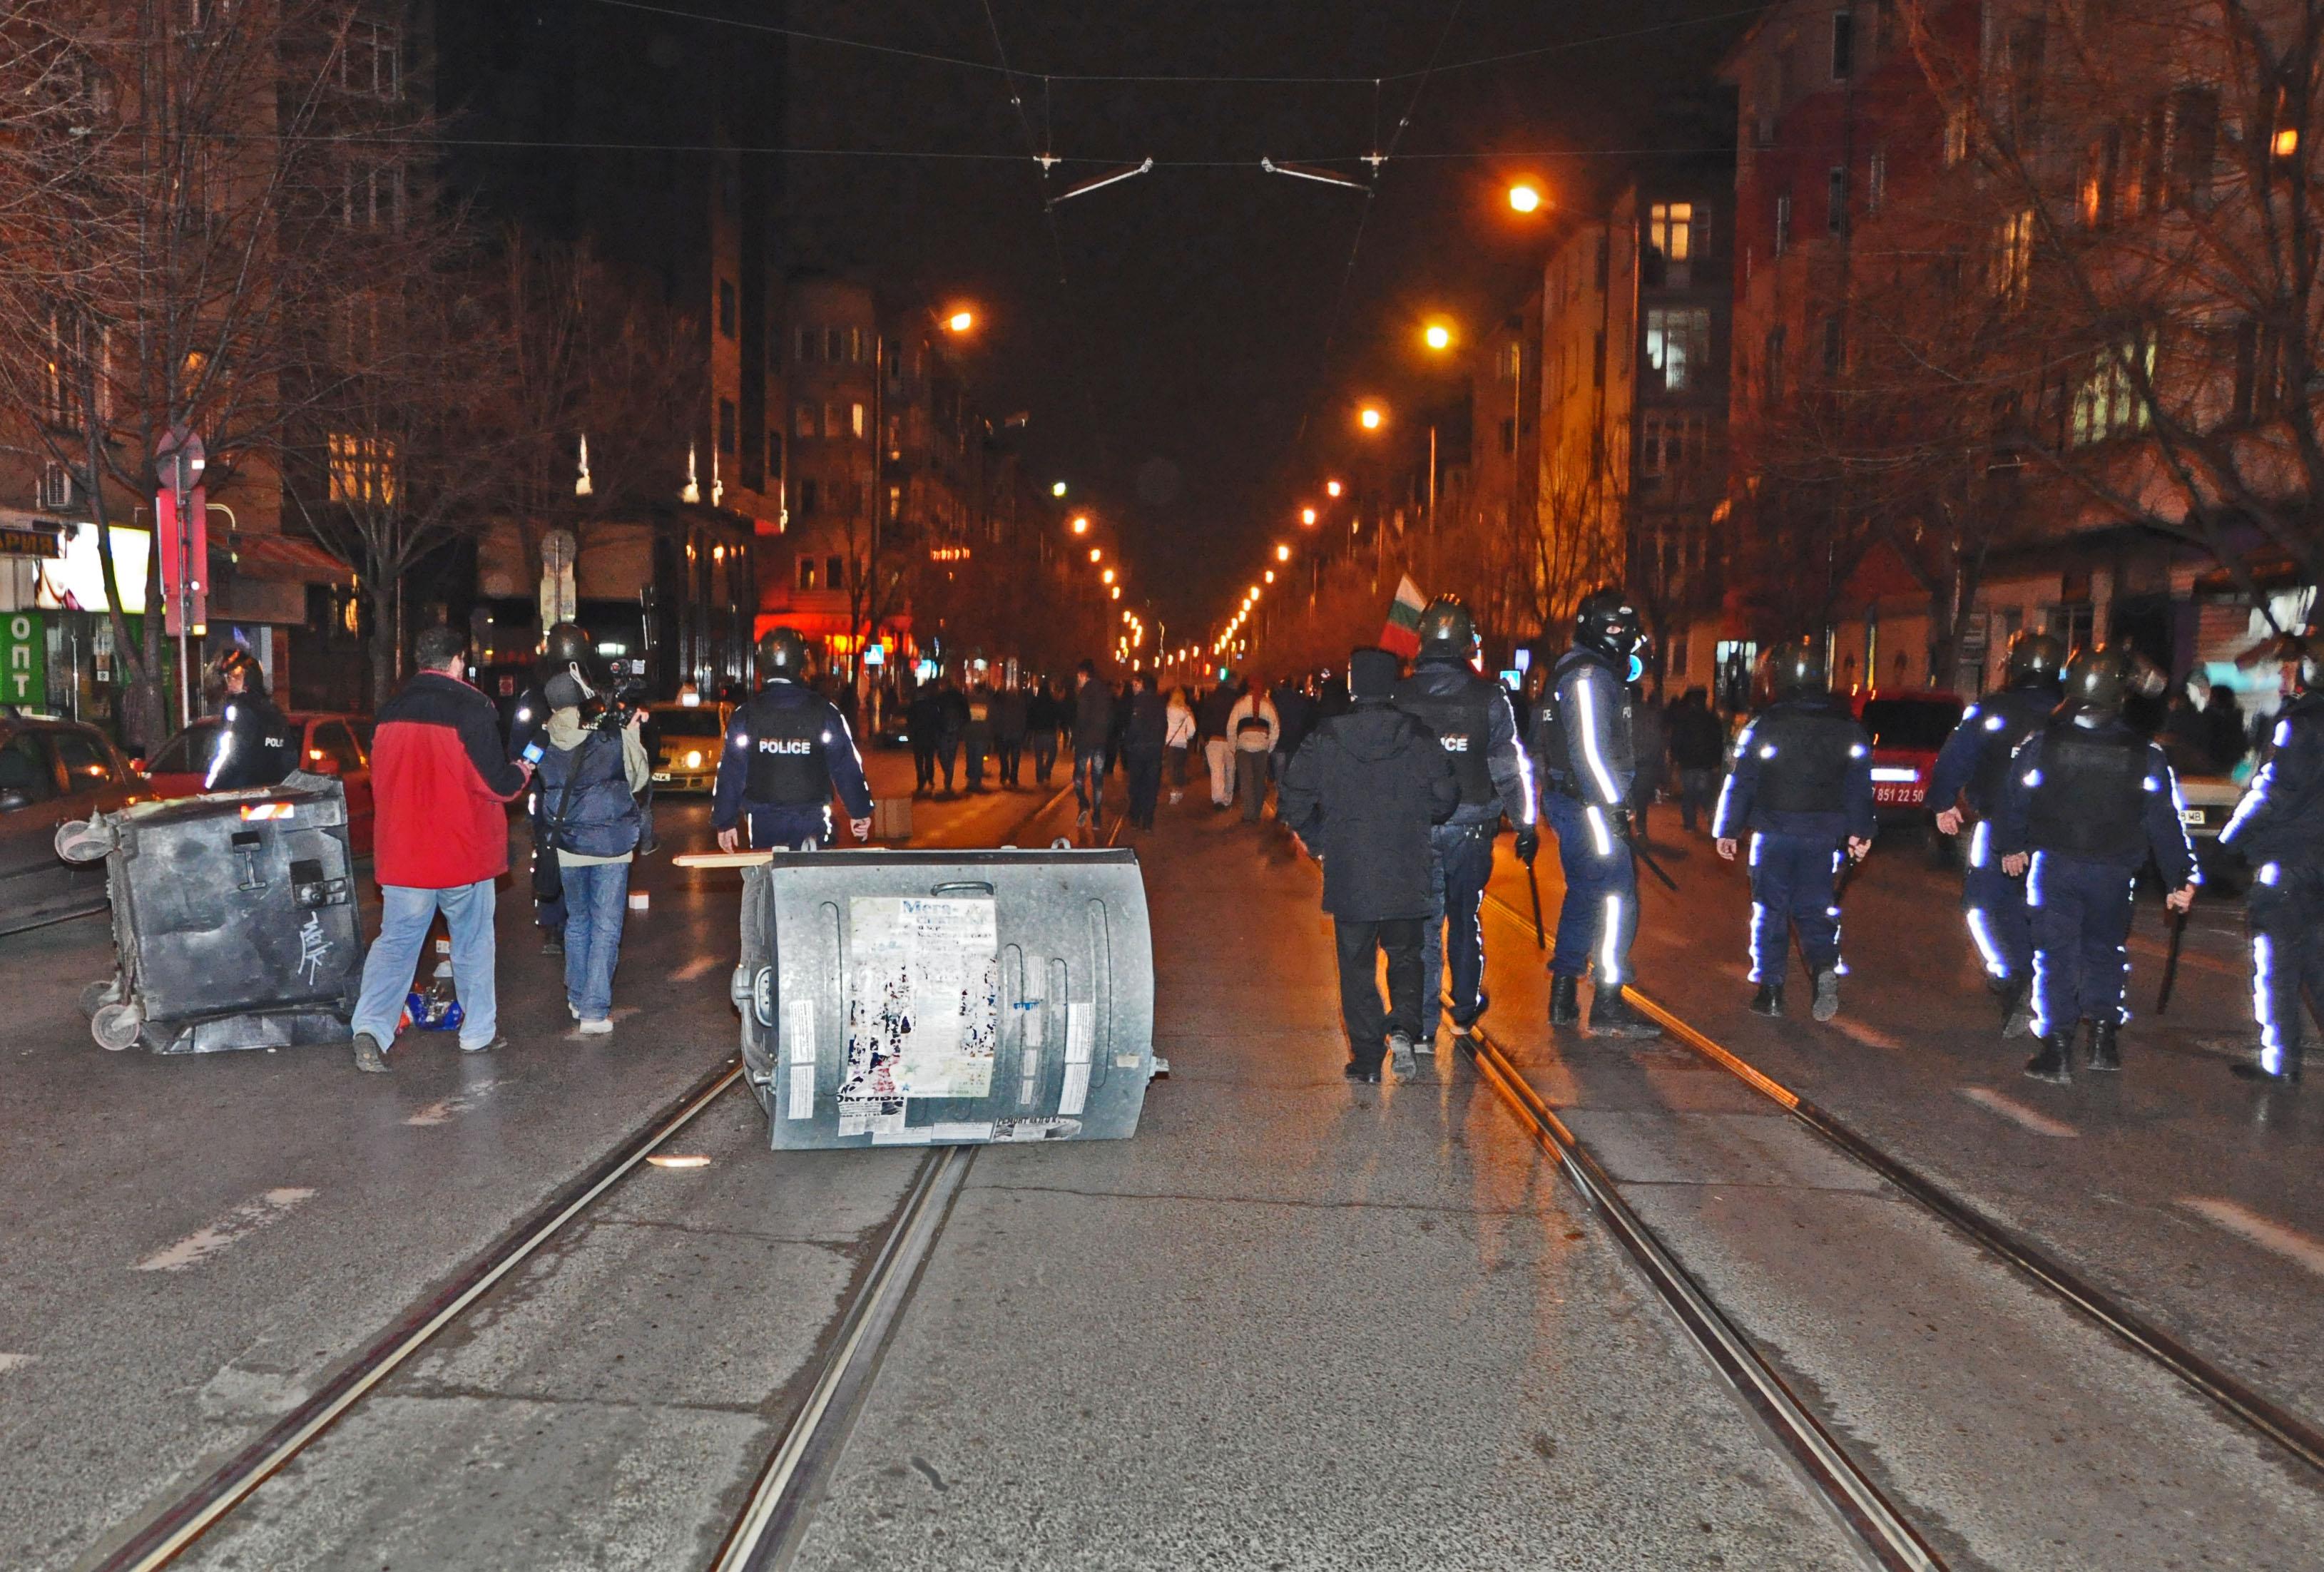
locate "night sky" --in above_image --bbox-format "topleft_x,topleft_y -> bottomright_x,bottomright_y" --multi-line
771,1 -> 1749,631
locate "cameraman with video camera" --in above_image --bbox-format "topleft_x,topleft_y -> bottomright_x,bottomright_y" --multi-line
535,668 -> 650,1035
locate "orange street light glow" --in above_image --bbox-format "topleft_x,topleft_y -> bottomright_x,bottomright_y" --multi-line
1101,568 -> 1116,585
1110,586 -> 1121,599
1071,515 -> 1090,534
1052,481 -> 1069,497
1325,479 -> 1343,497
1089,547 -> 1102,562
1301,506 -> 1318,526
1358,405 -> 1384,431
1265,570 -> 1276,584
1423,322 -> 1452,351
945,309 -> 975,333
1508,182 -> 1543,213
1275,543 -> 1291,561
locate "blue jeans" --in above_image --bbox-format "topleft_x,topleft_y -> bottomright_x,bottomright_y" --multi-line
1960,822 -> 2032,985
1074,750 -> 1106,818
352,879 -> 500,1053
1544,792 -> 1638,984
561,860 -> 631,1022
1745,831 -> 1844,989
1421,820 -> 1497,1038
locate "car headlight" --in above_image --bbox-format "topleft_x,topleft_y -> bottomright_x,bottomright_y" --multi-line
686,750 -> 703,769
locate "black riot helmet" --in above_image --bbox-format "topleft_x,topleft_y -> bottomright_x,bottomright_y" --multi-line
214,645 -> 267,699
1572,586 -> 1648,675
2002,631 -> 2066,688
1415,596 -> 1479,660
538,622 -> 597,693
2059,644 -> 2163,719
1759,636 -> 1829,700
757,626 -> 810,682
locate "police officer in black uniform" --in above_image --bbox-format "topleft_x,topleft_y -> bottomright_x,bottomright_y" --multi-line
1713,638 -> 1875,1021
1530,586 -> 1662,1038
1393,596 -> 1539,1051
511,623 -> 593,955
203,648 -> 298,790
2220,621 -> 2324,1084
713,627 -> 874,851
1926,631 -> 2066,1034
1992,645 -> 2198,1083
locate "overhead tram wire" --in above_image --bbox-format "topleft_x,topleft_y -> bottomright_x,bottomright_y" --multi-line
582,0 -> 1765,88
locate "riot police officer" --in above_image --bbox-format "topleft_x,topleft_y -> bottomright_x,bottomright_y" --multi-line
2220,621 -> 2324,1084
713,627 -> 874,851
1993,645 -> 2198,1083
512,623 -> 593,955
203,648 -> 298,790
1393,596 -> 1538,1051
1927,631 -> 2066,1033
1530,587 -> 1662,1038
1713,638 -> 1875,1020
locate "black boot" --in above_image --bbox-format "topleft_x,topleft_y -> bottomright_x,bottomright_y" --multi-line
1810,966 -> 1841,1023
1749,983 -> 1784,1017
1549,975 -> 1581,1027
2024,1030 -> 2074,1084
1587,986 -> 1664,1040
1998,978 -> 2034,1039
2086,1019 -> 2121,1072
2232,1058 -> 2304,1084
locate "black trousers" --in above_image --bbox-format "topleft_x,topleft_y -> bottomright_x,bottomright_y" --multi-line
936,735 -> 959,790
912,740 -> 937,792
1125,750 -> 1163,827
997,737 -> 1024,785
1031,731 -> 1059,782
1334,917 -> 1424,1071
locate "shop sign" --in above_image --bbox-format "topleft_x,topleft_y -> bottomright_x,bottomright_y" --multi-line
0,611 -> 45,706
0,526 -> 62,559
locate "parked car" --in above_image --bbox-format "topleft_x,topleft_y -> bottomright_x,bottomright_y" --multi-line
141,711 -> 376,855
1854,690 -> 1967,827
646,698 -> 733,794
0,711 -> 145,935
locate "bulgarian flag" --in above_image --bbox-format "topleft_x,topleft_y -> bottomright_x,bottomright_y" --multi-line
1380,575 -> 1427,658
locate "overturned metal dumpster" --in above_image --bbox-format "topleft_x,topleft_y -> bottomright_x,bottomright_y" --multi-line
58,776 -> 362,1054
722,847 -> 1158,1149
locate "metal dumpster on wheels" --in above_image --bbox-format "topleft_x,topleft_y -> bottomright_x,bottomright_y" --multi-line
727,847 -> 1159,1148
57,777 -> 365,1054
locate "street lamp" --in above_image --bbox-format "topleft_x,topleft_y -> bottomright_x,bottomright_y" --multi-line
1275,543 -> 1291,562
1101,567 -> 1117,585
1358,404 -> 1385,432
1300,506 -> 1318,526
1052,481 -> 1069,498
945,309 -> 976,333
1507,181 -> 1543,214
1264,570 -> 1275,584
1422,322 -> 1453,351
1071,514 -> 1090,535
1089,546 -> 1102,563
1325,479 -> 1343,498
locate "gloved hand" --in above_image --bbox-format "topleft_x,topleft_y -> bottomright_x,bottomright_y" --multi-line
1514,827 -> 1540,866
1610,805 -> 1636,841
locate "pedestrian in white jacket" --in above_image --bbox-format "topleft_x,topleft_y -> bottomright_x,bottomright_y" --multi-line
1227,682 -> 1280,824
1164,688 -> 1196,804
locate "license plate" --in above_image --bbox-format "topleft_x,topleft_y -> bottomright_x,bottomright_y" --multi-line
2179,808 -> 2206,827
651,772 -> 672,782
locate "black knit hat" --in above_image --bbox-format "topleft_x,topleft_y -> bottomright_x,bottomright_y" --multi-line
1350,646 -> 1400,700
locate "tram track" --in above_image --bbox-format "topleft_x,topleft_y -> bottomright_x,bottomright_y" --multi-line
86,783 -> 1089,1572
1472,882 -> 2324,1484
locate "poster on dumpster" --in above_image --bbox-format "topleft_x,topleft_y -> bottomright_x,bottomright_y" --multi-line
842,897 -> 1001,1114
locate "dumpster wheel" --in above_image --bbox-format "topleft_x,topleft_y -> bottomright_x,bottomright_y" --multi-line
54,817 -> 116,865
91,1001 -> 143,1052
80,977 -> 123,1019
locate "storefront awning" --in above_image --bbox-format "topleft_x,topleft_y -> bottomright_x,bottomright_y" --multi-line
218,532 -> 352,585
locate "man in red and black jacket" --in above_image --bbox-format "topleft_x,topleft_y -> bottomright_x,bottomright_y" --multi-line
350,626 -> 534,1073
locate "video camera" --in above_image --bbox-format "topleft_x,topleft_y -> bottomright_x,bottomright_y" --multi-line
595,655 -> 651,734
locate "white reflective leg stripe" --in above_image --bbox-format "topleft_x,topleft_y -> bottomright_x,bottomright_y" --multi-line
2027,852 -> 2047,908
1966,907 -> 2007,977
1599,893 -> 1625,986
1584,805 -> 1613,857
1512,737 -> 1538,825
2255,934 -> 2283,1073
1748,901 -> 1768,983
2031,945 -> 2052,1038
1969,820 -> 1989,869
1573,678 -> 1622,805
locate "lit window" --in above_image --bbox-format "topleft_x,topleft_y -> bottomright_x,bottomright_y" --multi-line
1648,201 -> 1696,287
850,402 -> 865,438
1644,307 -> 1711,392
1989,208 -> 2034,307
2071,331 -> 2156,446
327,432 -> 397,505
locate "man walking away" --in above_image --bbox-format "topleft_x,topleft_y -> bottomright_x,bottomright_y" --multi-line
962,678 -> 996,792
350,626 -> 534,1072
1668,686 -> 1726,835
1270,674 -> 1315,785
2219,622 -> 2323,1084
1026,679 -> 1062,785
994,678 -> 1029,787
1163,685 -> 1196,803
1927,631 -> 2066,1035
1198,676 -> 1239,808
1393,596 -> 1538,1051
203,648 -> 298,791
1714,639 -> 1875,1021
1072,660 -> 1114,827
907,678 -> 943,796
934,674 -> 968,795
1629,687 -> 1668,841
1532,587 -> 1664,1039
1992,646 -> 2198,1083
536,673 -> 648,1033
1280,648 -> 1460,1082
713,628 -> 875,852
1123,673 -> 1168,830
1228,678 -> 1280,822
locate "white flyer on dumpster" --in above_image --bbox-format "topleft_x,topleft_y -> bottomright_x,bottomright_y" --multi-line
843,896 -> 1000,1104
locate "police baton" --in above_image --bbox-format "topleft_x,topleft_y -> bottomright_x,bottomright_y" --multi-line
1524,859 -> 1546,950
1834,843 -> 1869,902
2154,904 -> 2187,1016
1626,829 -> 1681,893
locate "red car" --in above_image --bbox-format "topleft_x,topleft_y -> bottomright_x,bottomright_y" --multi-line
1852,690 -> 1966,825
139,712 -> 377,855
